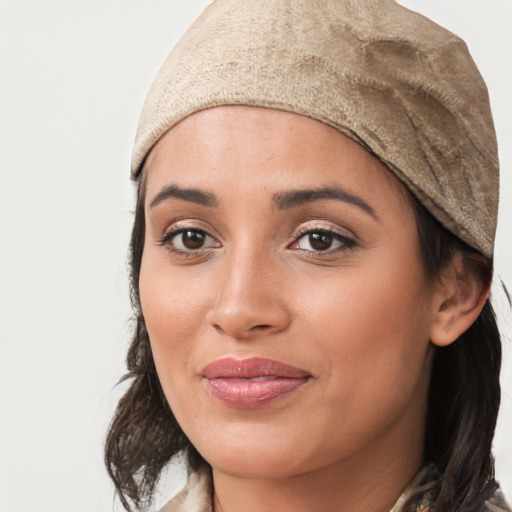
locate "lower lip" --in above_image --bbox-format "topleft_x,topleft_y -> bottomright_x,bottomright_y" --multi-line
204,377 -> 309,409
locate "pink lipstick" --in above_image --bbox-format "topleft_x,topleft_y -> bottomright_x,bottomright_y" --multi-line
201,357 -> 311,409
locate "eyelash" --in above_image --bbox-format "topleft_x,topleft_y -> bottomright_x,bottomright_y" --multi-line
158,227 -> 220,255
158,225 -> 357,256
288,227 -> 357,254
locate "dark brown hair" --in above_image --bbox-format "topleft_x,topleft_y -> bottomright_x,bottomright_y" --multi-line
105,175 -> 502,512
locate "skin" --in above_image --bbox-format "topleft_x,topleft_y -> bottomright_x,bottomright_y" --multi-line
139,106 -> 485,512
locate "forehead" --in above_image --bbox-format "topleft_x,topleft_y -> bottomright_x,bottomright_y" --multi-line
143,106 -> 411,212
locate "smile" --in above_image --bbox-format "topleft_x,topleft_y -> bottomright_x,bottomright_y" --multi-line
201,357 -> 311,409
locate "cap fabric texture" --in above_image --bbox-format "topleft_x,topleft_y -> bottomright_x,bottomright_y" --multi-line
132,0 -> 499,258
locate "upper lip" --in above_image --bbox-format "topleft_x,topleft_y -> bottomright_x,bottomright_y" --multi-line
202,357 -> 311,379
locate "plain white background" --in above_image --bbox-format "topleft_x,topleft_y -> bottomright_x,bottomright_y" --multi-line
0,1 -> 510,510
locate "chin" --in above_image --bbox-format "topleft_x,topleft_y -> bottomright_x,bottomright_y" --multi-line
207,451 -> 307,481
189,425 -> 313,480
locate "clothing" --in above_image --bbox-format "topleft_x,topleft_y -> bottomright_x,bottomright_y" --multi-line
160,465 -> 510,512
131,0 -> 499,258
160,468 -> 212,512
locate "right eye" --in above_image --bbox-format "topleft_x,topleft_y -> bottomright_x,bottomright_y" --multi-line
159,228 -> 220,253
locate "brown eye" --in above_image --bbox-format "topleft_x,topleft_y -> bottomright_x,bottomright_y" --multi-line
308,233 -> 333,251
293,229 -> 356,253
181,230 -> 206,249
160,228 -> 220,252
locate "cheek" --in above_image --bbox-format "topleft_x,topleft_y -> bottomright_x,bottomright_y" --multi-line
292,257 -> 433,399
296,260 -> 431,342
285,267 -> 432,459
139,252 -> 212,386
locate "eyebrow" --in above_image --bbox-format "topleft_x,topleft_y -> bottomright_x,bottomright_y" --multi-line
150,184 -> 218,208
272,186 -> 377,218
149,183 -> 376,219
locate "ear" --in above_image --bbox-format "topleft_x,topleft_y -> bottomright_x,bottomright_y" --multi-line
430,253 -> 491,347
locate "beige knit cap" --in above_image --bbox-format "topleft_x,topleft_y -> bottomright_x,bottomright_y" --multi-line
132,0 -> 499,258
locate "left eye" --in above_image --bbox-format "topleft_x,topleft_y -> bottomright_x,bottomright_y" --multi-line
293,231 -> 354,252
163,229 -> 219,251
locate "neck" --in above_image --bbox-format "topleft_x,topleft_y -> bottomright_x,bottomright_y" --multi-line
212,423 -> 424,512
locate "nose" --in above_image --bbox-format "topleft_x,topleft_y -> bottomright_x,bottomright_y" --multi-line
206,249 -> 291,340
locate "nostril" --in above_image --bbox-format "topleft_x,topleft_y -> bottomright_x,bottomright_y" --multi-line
250,324 -> 272,331
213,324 -> 224,334
212,322 -> 273,338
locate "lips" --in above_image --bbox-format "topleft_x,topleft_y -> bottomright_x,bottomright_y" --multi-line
201,357 -> 311,409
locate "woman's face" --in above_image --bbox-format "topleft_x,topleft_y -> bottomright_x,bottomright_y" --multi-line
140,106 -> 440,480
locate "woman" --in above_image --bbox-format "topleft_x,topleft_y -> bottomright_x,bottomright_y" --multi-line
105,1 -> 510,511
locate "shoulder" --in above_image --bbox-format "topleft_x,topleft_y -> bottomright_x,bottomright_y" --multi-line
392,465 -> 511,512
159,467 -> 213,512
484,487 -> 511,512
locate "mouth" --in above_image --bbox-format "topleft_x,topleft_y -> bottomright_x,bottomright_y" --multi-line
201,357 -> 312,409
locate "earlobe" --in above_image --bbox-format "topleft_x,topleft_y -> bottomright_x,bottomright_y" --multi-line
430,253 -> 491,347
